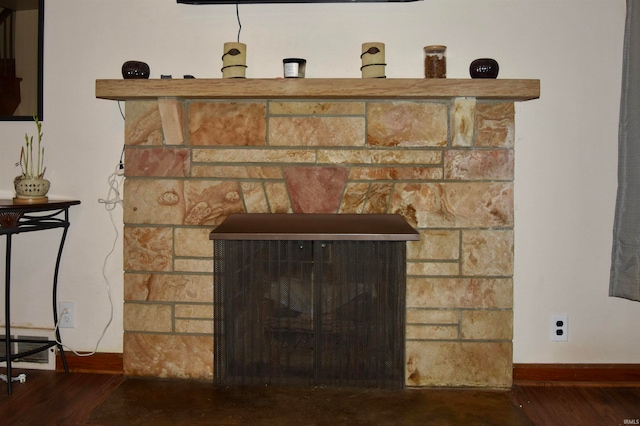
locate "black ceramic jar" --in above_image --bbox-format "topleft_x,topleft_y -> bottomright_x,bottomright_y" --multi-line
469,58 -> 499,79
122,61 -> 150,79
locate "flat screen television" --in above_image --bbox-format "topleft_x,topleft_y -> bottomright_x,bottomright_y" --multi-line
179,0 -> 419,4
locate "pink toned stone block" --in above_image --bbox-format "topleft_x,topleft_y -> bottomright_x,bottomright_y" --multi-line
444,149 -> 514,181
269,117 -> 365,147
284,166 -> 349,213
125,101 -> 162,146
189,102 -> 267,146
367,102 -> 448,147
124,147 -> 190,177
406,324 -> 458,340
124,333 -> 213,380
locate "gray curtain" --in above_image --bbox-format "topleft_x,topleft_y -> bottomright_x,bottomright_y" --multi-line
610,0 -> 640,301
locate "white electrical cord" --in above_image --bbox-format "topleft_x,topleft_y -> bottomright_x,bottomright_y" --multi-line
54,165 -> 122,356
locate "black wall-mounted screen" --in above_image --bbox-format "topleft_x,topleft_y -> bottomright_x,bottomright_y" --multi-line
179,0 -> 419,4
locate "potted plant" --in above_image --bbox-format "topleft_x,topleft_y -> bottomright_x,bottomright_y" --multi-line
14,116 -> 50,202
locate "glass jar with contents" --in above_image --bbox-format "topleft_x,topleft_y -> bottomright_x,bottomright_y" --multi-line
424,45 -> 447,78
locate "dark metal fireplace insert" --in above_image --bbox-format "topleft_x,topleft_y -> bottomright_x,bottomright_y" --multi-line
210,214 -> 419,388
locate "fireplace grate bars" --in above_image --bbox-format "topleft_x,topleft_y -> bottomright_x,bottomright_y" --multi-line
213,239 -> 407,388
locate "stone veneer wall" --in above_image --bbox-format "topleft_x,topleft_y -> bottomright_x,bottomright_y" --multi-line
122,97 -> 515,387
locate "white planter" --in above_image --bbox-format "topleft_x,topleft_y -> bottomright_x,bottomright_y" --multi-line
14,177 -> 51,202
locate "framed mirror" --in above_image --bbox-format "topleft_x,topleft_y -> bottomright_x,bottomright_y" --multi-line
0,0 -> 43,121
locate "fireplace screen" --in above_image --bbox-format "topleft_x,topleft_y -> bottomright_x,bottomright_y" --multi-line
211,214 -> 419,389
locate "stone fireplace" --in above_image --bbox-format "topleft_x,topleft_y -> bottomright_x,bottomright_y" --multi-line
96,78 -> 539,388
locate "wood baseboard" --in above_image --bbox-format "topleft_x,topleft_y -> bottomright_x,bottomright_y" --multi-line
513,363 -> 640,386
56,352 -> 123,375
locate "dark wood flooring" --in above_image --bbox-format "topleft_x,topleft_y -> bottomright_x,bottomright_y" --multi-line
0,369 -> 639,425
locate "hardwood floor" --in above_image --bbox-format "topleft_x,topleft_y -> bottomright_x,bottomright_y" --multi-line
1,369 -> 639,425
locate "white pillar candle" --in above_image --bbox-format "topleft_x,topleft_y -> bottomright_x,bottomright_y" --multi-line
361,42 -> 386,78
222,42 -> 247,78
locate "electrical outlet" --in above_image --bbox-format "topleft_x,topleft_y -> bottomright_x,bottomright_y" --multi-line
59,302 -> 75,328
551,314 -> 568,342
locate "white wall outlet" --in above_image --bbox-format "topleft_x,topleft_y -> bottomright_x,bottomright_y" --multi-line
551,314 -> 568,342
59,302 -> 75,328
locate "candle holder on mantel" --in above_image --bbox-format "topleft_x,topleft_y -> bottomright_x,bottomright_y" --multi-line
360,42 -> 386,78
221,42 -> 247,78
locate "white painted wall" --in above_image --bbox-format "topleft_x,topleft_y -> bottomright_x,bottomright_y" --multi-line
1,0 -> 636,363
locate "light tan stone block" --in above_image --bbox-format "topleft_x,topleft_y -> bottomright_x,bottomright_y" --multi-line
362,182 -> 393,213
192,165 -> 283,179
125,101 -> 162,146
451,98 -> 476,147
174,258 -> 213,273
406,278 -> 513,309
269,101 -> 365,115
407,230 -> 460,260
175,319 -> 214,334
318,149 -> 441,165
124,273 -> 213,303
390,182 -> 513,228
158,98 -> 186,145
175,304 -> 214,319
189,102 -> 267,146
124,227 -> 173,272
349,166 -> 443,181
406,324 -> 458,340
124,302 -> 172,332
444,149 -> 514,181
461,230 -> 514,276
123,179 -> 185,225
124,333 -> 213,380
192,148 -> 315,164
406,308 -> 459,324
264,182 -> 292,213
183,180 -> 244,226
174,228 -> 213,257
367,102 -> 448,147
269,117 -> 365,147
476,102 -> 515,148
241,182 -> 270,213
407,261 -> 459,276
406,341 -> 512,387
339,183 -> 369,213
461,310 -> 513,340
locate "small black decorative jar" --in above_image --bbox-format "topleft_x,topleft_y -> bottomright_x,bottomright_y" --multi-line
122,61 -> 150,79
469,58 -> 499,79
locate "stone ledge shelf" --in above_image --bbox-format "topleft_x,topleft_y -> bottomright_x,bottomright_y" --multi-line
95,78 -> 540,101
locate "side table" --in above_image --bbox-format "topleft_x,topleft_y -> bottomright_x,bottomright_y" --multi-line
0,199 -> 81,395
